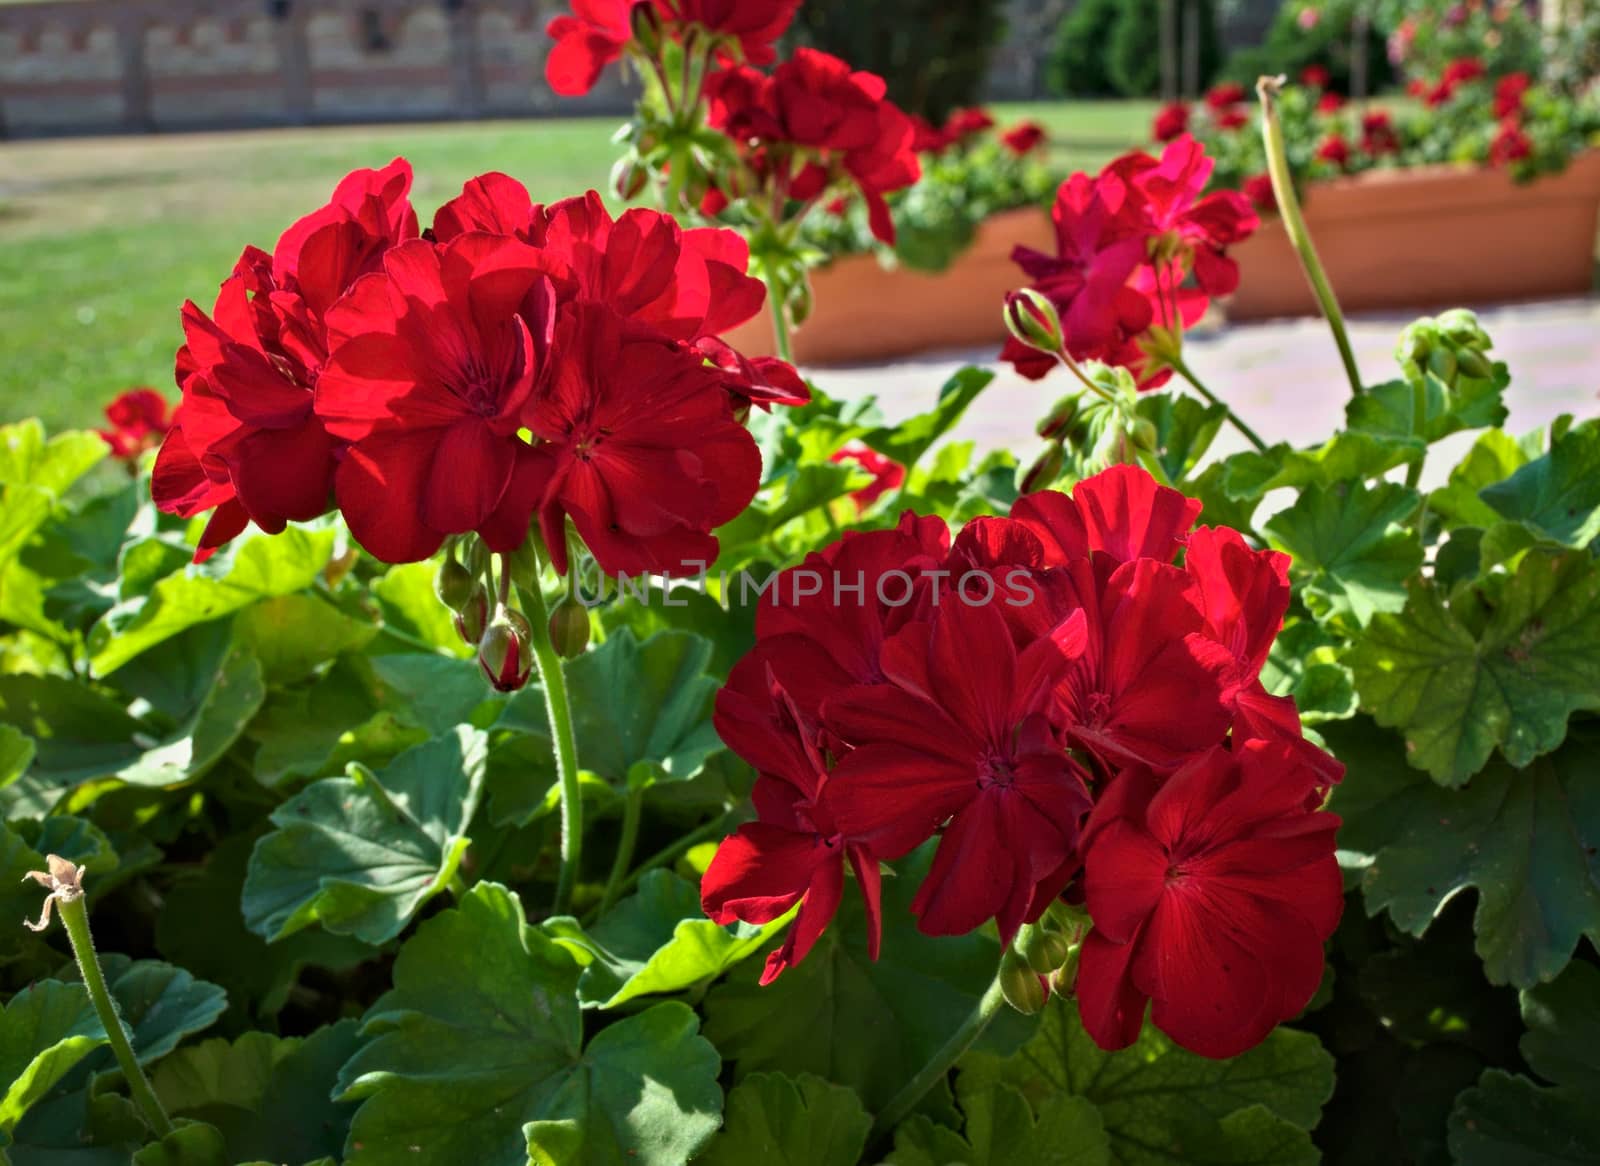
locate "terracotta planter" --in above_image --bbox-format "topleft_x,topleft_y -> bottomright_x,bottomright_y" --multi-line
720,206 -> 1055,365
1226,151 -> 1600,320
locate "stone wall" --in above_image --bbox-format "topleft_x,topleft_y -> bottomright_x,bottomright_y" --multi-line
0,0 -> 633,137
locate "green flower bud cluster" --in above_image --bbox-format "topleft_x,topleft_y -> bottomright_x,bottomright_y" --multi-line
1396,308 -> 1498,389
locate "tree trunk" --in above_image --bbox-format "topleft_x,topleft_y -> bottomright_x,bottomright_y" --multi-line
1159,0 -> 1179,100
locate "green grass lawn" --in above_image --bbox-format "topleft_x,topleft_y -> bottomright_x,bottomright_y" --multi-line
0,102 -> 1155,430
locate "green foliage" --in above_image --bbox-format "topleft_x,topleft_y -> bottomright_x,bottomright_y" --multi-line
0,981 -> 107,1133
696,1072 -> 871,1166
1105,0 -> 1222,98
1048,0 -> 1124,98
1219,0 -> 1394,94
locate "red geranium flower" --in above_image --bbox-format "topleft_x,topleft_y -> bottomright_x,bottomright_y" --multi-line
823,599 -> 1093,941
544,0 -> 634,97
99,388 -> 169,461
910,114 -> 956,155
1013,463 -> 1201,569
831,444 -> 905,509
1214,106 -> 1250,131
528,302 -> 761,576
1317,92 -> 1345,115
1152,102 -> 1189,144
1075,740 -> 1343,1058
1494,71 -> 1531,119
1315,133 -> 1351,168
1360,110 -> 1400,156
1489,118 -> 1532,166
653,0 -> 800,65
1000,121 -> 1048,157
1204,82 -> 1246,109
1300,64 -> 1331,89
315,233 -> 562,564
1242,173 -> 1277,212
943,106 -> 996,144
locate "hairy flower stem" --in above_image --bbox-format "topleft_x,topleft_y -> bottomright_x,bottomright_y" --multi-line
598,789 -> 645,915
868,965 -> 1008,1144
56,895 -> 173,1138
1256,76 -> 1364,399
769,291 -> 795,365
1404,376 -> 1429,489
520,580 -> 584,914
1173,359 -> 1270,453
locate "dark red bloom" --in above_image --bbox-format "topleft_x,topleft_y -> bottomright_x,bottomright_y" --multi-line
1075,741 -> 1343,1058
653,0 -> 800,65
1360,110 -> 1401,156
527,303 -> 761,576
1242,173 -> 1277,213
432,171 -> 550,244
544,0 -> 633,97
1426,56 -> 1487,107
1012,464 -> 1201,569
823,599 -> 1093,941
1317,92 -> 1345,115
1000,121 -> 1048,157
99,388 -> 170,461
831,444 -> 905,509
911,114 -> 956,155
1300,64 -> 1331,89
943,106 -> 996,144
478,611 -> 535,692
1152,102 -> 1189,144
1314,133 -> 1351,168
315,233 -> 562,564
1214,106 -> 1250,131
1493,71 -> 1531,119
1204,82 -> 1246,110
1489,118 -> 1532,166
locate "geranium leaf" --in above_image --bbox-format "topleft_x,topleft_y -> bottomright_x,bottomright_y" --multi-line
367,654 -> 499,737
1325,719 -> 1600,988
87,526 -> 336,675
1347,552 -> 1600,785
151,1021 -> 362,1166
372,561 -> 474,658
543,869 -> 792,1008
114,637 -> 266,790
715,463 -> 869,563
0,723 -> 33,789
1346,371 -> 1508,446
860,366 -> 994,472
1446,1070 -> 1600,1166
335,882 -> 723,1166
1520,961 -> 1600,1090
1135,393 -> 1227,485
131,1121 -> 230,1166
695,1072 -> 870,1166
1427,429 -> 1537,531
887,1082 -> 1110,1166
1220,431 -> 1420,500
242,726 -> 487,945
237,594 -> 378,685
1264,480 -> 1422,631
958,993 -> 1333,1166
0,981 -> 107,1133
1478,418 -> 1600,551
78,957 -> 228,1067
702,842 -> 1031,1115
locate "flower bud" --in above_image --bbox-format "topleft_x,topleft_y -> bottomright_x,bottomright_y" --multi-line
999,950 -> 1046,1015
1047,945 -> 1081,997
1437,308 -> 1489,351
1456,348 -> 1495,379
548,596 -> 591,659
1023,927 -> 1073,976
1004,288 -> 1064,355
1036,394 -> 1081,440
611,155 -> 649,202
787,277 -> 814,329
1130,417 -> 1159,453
629,1 -> 663,55
1020,442 -> 1065,495
434,557 -> 475,611
454,583 -> 490,646
1428,346 -> 1457,384
478,609 -> 534,693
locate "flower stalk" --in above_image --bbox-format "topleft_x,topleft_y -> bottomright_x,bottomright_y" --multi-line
1172,359 -> 1270,452
24,858 -> 173,1138
598,788 -> 645,915
1256,75 -> 1364,399
518,577 -> 585,914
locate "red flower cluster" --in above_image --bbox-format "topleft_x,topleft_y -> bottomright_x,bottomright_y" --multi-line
1489,118 -> 1532,166
98,388 -> 170,462
1493,71 -> 1531,119
830,444 -> 905,510
1314,133 -> 1351,169
1360,109 -> 1401,156
1203,83 -> 1250,131
704,47 -> 921,243
544,0 -> 800,96
1001,135 -> 1258,389
702,464 -> 1342,1057
1422,55 -> 1487,107
1152,102 -> 1189,144
154,162 -> 803,571
1300,64 -> 1332,89
1242,173 -> 1276,213
1316,92 -> 1346,115
1001,121 -> 1049,158
911,108 -> 1045,157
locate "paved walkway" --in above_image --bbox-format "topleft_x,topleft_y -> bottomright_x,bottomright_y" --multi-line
808,297 -> 1600,490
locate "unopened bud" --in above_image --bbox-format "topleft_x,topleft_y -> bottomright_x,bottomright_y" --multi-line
1047,945 -> 1081,997
1456,348 -> 1495,379
611,155 -> 648,202
504,540 -> 542,590
788,278 -> 814,329
548,596 -> 591,659
1428,347 -> 1457,383
1023,927 -> 1073,975
629,1 -> 663,54
999,950 -> 1047,1015
1005,288 -> 1064,355
1037,394 -> 1081,440
1020,442 -> 1065,494
434,557 -> 475,611
1130,417 -> 1159,453
1437,308 -> 1489,350
478,609 -> 534,693
454,583 -> 490,646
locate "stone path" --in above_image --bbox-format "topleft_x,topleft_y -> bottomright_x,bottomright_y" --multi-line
807,297 -> 1600,490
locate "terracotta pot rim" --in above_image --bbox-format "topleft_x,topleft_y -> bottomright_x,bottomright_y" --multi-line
1301,147 -> 1600,198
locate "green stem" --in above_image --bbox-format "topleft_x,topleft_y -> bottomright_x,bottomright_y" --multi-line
57,895 -> 172,1138
520,582 -> 584,914
768,289 -> 794,364
613,807 -> 739,901
598,789 -> 645,916
1256,76 -> 1364,399
1173,359 -> 1270,453
868,964 -> 1008,1143
447,872 -> 470,900
1404,375 -> 1428,490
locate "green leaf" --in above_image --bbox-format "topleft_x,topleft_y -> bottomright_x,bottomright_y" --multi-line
694,1072 -> 870,1166
1264,480 -> 1422,630
0,981 -> 107,1133
372,561 -> 474,658
715,463 -> 868,562
1518,960 -> 1600,1090
79,957 -> 228,1066
131,1122 -> 230,1166
543,870 -> 791,1008
1135,394 -> 1226,485
0,422 -> 107,573
335,882 -> 724,1166
495,629 -> 721,824
861,366 -> 994,472
237,594 -> 378,684
1346,372 -> 1508,446
1347,553 -> 1600,785
1447,1070 -> 1600,1165
959,993 -> 1334,1166
887,1082 -> 1110,1166
1221,431 -> 1420,500
1427,429 -> 1535,531
0,674 -> 144,813
1478,419 -> 1600,552
151,1021 -> 362,1166
88,526 -> 336,674
114,637 -> 266,790
1325,719 -> 1600,988
0,724 -> 34,789
242,726 -> 488,945
367,653 -> 499,737
702,842 -> 1030,1114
